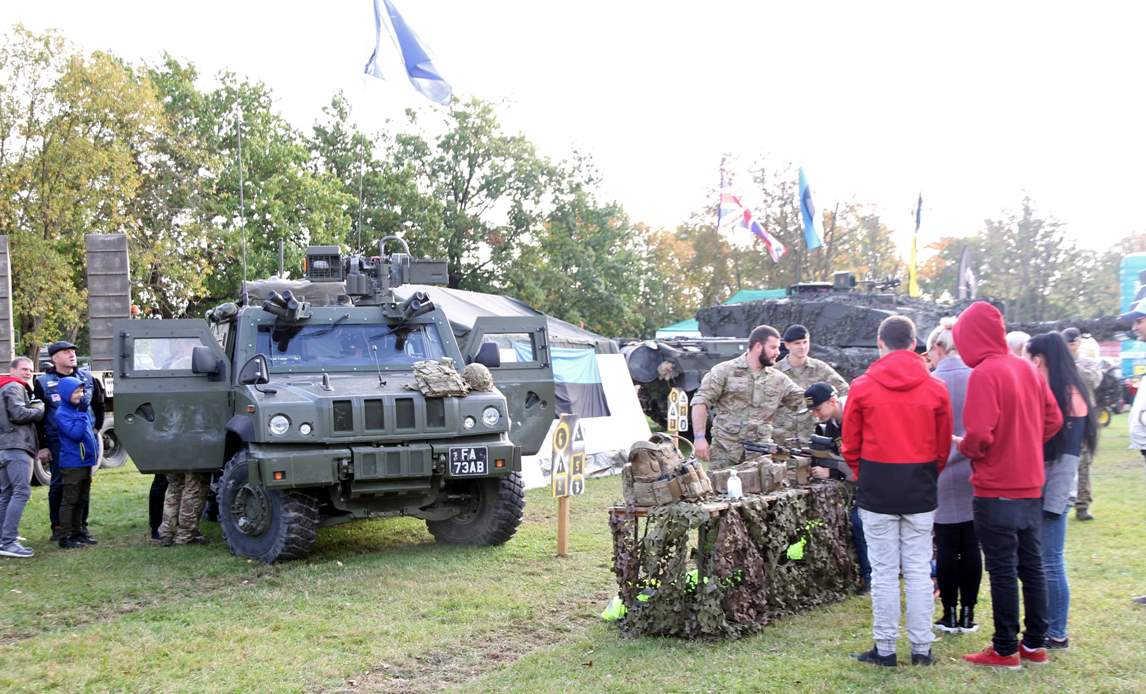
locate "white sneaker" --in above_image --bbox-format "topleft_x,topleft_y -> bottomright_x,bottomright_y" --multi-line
0,542 -> 34,558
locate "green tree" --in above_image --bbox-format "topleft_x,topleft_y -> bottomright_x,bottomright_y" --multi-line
393,98 -> 554,290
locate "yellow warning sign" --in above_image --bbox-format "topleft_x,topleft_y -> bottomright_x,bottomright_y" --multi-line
551,413 -> 580,497
668,388 -> 689,433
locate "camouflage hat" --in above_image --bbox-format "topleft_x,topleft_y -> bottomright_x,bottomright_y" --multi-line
462,363 -> 494,392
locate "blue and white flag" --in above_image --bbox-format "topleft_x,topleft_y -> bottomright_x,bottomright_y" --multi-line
798,167 -> 824,251
364,0 -> 453,105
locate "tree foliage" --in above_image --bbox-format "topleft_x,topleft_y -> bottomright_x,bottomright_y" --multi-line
0,25 -> 1133,355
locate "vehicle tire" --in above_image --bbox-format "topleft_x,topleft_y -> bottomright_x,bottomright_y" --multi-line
426,472 -> 525,546
99,421 -> 128,469
30,455 -> 50,486
217,451 -> 319,563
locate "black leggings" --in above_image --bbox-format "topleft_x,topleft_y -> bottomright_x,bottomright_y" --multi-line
935,520 -> 983,609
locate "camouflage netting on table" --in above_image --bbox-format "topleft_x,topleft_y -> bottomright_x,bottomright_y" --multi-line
609,482 -> 858,639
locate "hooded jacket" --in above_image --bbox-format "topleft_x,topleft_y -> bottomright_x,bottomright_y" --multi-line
842,348 -> 953,514
954,302 -> 1063,498
51,376 -> 98,469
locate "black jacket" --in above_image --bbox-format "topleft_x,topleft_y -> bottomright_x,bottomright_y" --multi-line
0,379 -> 44,455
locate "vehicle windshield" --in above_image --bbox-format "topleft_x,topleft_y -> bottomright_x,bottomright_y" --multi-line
255,322 -> 447,370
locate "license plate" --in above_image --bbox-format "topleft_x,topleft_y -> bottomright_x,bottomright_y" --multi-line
449,446 -> 488,476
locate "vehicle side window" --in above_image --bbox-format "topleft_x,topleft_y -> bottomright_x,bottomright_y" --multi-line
479,332 -> 536,364
133,337 -> 202,371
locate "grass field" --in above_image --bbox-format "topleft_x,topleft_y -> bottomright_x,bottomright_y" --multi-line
2,415 -> 1144,693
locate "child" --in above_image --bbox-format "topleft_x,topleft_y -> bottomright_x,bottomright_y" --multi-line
53,376 -> 97,549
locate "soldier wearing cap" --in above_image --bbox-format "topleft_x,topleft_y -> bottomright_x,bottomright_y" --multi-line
804,380 -> 870,592
1061,327 -> 1102,521
772,324 -> 850,446
690,325 -> 804,470
34,340 -> 105,543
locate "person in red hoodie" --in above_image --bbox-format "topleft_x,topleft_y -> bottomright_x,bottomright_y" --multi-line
843,315 -> 953,668
953,301 -> 1063,670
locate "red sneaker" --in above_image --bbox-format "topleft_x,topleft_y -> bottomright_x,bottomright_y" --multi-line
963,645 -> 1021,670
1019,643 -> 1048,665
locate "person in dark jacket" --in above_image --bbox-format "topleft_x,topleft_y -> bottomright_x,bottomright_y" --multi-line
804,382 -> 869,593
0,357 -> 45,558
34,341 -> 104,543
954,301 -> 1063,669
926,317 -> 982,635
843,316 -> 953,668
53,376 -> 98,549
1026,332 -> 1096,650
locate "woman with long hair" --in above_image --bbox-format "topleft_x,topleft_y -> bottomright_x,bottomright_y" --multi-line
926,317 -> 982,633
1025,332 -> 1098,650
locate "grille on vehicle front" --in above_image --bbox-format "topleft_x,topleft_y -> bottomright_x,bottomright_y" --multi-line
332,400 -> 353,432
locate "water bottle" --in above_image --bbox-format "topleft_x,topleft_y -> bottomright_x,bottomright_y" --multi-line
726,468 -> 743,500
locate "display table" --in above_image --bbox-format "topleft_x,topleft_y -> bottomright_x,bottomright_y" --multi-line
608,481 -> 858,638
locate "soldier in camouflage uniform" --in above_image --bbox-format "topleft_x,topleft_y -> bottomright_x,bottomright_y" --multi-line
1062,328 -> 1102,521
157,473 -> 209,546
772,324 -> 850,446
690,325 -> 805,470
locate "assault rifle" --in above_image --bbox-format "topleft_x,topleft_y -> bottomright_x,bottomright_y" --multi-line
740,436 -> 853,481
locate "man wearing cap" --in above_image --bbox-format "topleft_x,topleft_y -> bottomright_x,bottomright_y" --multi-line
34,341 -> 105,543
1062,327 -> 1103,521
773,324 -> 849,447
690,325 -> 805,470
805,382 -> 871,593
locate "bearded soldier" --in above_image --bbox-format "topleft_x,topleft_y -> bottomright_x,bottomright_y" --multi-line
772,324 -> 850,445
690,325 -> 804,470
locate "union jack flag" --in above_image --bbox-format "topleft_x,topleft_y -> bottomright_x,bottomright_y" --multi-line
717,185 -> 786,263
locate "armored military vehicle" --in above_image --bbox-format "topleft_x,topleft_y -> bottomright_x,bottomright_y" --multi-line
111,237 -> 555,562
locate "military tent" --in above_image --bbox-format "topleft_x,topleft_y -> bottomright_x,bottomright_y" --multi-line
395,285 -> 649,489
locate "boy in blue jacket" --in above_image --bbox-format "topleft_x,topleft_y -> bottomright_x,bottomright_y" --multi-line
53,377 -> 98,549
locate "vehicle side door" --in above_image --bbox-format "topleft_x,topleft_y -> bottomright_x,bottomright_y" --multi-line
112,319 -> 231,473
463,316 -> 556,455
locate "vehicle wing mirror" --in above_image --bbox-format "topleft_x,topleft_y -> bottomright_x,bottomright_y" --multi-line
474,342 -> 501,368
191,346 -> 223,378
238,354 -> 270,385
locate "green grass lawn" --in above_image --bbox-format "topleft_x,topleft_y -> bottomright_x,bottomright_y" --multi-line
2,416 -> 1145,693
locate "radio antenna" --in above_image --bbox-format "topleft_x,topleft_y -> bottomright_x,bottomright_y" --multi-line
236,104 -> 248,306
370,344 -> 386,388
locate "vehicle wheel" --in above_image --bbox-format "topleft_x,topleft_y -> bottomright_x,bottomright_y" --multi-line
217,451 -> 319,563
100,423 -> 128,469
30,455 -> 50,486
426,472 -> 525,546
1098,407 -> 1112,428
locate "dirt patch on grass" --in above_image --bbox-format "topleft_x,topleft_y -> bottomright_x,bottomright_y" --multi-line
335,590 -> 610,693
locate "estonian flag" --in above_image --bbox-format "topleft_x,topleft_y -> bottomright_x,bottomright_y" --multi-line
798,167 -> 824,251
364,0 -> 453,106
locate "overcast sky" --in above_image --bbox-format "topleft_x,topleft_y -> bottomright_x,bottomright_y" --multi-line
6,1 -> 1143,256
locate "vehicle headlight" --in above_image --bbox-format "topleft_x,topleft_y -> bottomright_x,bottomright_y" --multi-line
269,414 -> 291,436
299,422 -> 312,436
481,406 -> 500,427
463,415 -> 477,430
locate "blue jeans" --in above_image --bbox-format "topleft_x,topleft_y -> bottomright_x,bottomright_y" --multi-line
1041,510 -> 1070,640
0,451 -> 33,546
850,504 -> 871,583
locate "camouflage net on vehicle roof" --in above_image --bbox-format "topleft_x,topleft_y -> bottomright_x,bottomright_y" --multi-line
609,481 -> 858,639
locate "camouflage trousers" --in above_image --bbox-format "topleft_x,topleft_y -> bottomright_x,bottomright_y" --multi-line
1074,446 -> 1093,512
158,473 -> 209,544
707,437 -> 746,471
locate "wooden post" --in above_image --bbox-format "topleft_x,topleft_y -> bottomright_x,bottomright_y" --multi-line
557,496 -> 570,557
